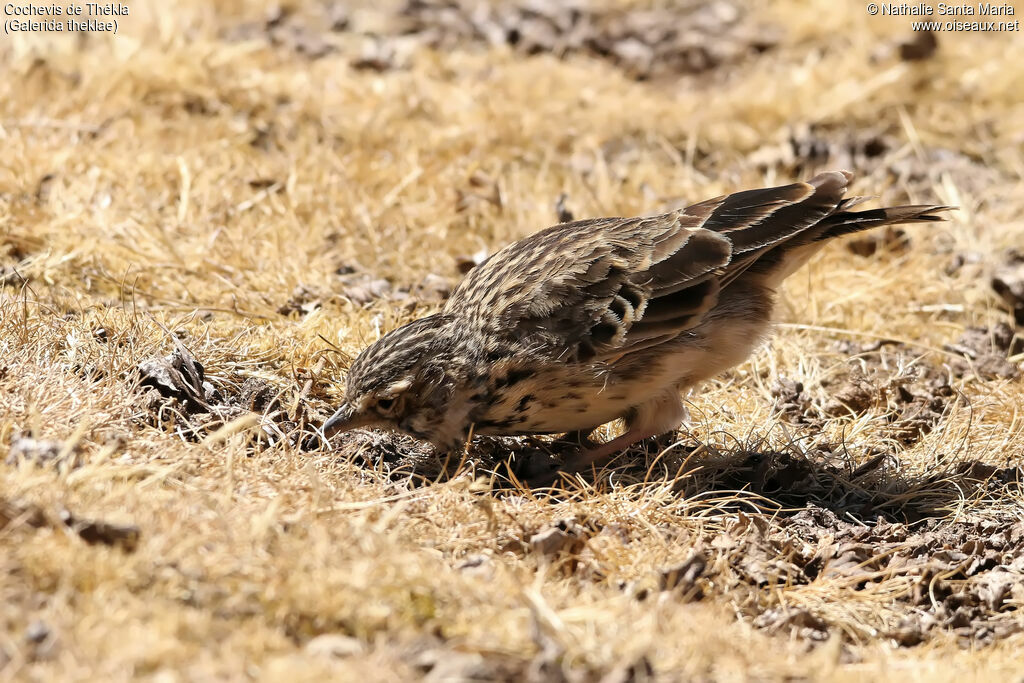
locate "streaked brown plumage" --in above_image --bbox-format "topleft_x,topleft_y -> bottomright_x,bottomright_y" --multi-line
324,171 -> 952,476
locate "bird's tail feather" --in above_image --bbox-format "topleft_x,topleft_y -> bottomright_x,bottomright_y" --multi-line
740,201 -> 954,290
815,204 -> 955,241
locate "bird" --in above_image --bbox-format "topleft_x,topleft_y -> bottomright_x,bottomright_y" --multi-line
323,171 -> 952,478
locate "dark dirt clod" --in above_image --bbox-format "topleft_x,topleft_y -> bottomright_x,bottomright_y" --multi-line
845,226 -> 911,258
224,6 -> 336,59
411,273 -> 453,303
771,377 -> 816,424
899,30 -> 939,61
754,608 -> 830,641
945,323 -> 1021,381
1,498 -> 139,552
554,193 -> 574,223
659,552 -> 707,597
0,265 -> 28,288
992,250 -> 1024,326
236,378 -> 280,414
137,345 -> 212,412
454,247 -> 489,275
58,508 -> 141,552
278,284 -> 326,315
946,250 -> 984,277
352,38 -> 410,72
823,366 -> 881,416
455,171 -> 502,214
888,619 -> 927,647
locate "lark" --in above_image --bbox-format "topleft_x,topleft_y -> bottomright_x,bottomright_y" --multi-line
323,171 -> 951,477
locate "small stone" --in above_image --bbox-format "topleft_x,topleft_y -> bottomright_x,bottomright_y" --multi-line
7,437 -> 64,466
305,634 -> 365,658
529,520 -> 585,556
24,621 -> 50,644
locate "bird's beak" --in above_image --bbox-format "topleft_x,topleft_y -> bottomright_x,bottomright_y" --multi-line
322,403 -> 375,438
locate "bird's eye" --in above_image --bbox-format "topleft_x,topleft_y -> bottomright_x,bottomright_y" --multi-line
377,397 -> 395,412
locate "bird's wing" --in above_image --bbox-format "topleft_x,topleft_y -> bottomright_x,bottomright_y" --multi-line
445,172 -> 853,363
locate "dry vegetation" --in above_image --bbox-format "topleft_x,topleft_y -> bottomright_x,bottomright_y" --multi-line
3,0 -> 1024,680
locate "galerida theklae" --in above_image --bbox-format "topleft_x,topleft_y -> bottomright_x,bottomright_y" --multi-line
323,171 -> 952,477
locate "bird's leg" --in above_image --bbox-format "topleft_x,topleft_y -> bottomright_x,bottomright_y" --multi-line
561,428 -> 597,448
524,391 -> 689,485
557,426 -> 665,475
520,427 -> 673,486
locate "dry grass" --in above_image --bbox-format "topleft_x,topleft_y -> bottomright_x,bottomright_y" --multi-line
3,0 -> 1024,680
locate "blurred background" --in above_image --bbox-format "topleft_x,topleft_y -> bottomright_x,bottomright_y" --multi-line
3,1 -> 1024,680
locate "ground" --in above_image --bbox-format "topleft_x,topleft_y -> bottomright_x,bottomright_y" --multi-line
2,1 -> 1024,680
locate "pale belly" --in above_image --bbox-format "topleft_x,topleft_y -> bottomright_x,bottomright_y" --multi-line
474,316 -> 770,436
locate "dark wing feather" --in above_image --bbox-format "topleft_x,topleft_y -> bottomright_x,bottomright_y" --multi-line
710,171 -> 852,287
445,208 -> 732,362
446,171 -> 951,365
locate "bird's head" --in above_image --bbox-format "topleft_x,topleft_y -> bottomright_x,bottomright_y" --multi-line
322,314 -> 480,449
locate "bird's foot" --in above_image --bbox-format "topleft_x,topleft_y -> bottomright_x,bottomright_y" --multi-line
516,428 -> 663,488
